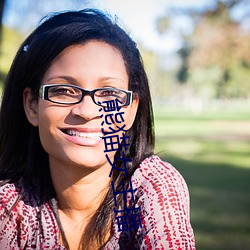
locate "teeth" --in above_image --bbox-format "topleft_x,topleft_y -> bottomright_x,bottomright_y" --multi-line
66,130 -> 103,138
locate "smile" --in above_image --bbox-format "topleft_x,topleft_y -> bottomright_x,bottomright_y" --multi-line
64,130 -> 104,138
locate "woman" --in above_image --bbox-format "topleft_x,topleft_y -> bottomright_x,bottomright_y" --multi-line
0,9 -> 195,250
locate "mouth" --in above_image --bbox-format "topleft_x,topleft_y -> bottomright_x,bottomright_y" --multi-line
62,129 -> 104,139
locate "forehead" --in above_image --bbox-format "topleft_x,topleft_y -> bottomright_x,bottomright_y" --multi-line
42,41 -> 128,86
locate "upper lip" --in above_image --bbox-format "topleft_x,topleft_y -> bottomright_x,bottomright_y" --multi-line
60,127 -> 102,133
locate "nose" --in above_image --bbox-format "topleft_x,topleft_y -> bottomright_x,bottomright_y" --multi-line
71,94 -> 100,121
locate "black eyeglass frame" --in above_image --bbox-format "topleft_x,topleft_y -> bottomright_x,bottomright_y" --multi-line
39,84 -> 133,107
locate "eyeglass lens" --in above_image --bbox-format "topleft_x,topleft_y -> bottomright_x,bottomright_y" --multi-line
47,85 -> 128,105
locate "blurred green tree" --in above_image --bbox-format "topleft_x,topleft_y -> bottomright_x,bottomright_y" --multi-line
189,0 -> 250,98
0,0 -> 91,86
157,0 -> 250,99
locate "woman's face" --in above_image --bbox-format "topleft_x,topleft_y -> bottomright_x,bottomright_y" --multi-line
24,41 -> 138,171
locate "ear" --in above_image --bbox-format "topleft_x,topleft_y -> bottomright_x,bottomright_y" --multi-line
23,87 -> 39,127
125,94 -> 139,130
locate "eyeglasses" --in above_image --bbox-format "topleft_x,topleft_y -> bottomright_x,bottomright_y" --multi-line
39,84 -> 133,107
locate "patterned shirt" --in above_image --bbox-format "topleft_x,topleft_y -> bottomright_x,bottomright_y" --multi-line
0,155 -> 196,249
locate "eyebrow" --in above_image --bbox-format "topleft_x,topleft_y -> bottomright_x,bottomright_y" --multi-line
45,75 -> 79,84
99,76 -> 126,83
98,77 -> 128,89
44,75 -> 127,90
46,76 -> 126,84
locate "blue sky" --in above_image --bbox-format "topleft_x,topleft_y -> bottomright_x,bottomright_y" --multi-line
2,0 -> 218,53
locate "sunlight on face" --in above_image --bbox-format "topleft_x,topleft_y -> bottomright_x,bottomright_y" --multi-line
37,41 -> 138,173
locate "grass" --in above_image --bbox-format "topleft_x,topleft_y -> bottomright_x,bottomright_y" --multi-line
154,105 -> 250,250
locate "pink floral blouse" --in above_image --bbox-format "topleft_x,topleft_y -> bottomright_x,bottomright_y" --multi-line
0,155 -> 196,249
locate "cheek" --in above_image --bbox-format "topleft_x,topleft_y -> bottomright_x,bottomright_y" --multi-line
38,115 -> 55,152
120,106 -> 137,130
37,106 -> 63,149
103,109 -> 134,132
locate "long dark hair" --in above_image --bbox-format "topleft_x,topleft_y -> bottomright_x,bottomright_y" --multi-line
0,9 -> 154,249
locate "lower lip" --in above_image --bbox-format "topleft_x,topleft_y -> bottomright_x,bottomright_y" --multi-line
62,131 -> 103,147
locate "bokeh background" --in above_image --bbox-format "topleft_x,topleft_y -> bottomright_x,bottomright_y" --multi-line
0,0 -> 250,249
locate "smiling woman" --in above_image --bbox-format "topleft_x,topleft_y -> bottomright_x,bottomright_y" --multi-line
0,9 -> 195,250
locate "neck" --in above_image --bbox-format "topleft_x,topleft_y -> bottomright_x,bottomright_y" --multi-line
49,158 -> 112,249
49,158 -> 111,219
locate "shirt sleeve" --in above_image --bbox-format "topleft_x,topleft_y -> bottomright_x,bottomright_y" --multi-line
131,156 -> 196,250
0,182 -> 62,249
0,183 -> 26,249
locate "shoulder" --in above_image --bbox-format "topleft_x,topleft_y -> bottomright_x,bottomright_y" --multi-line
0,181 -> 22,212
0,181 -> 35,247
0,181 -> 39,211
132,155 -> 189,196
0,181 -> 40,225
131,155 -> 190,216
0,181 -> 60,248
127,155 -> 196,249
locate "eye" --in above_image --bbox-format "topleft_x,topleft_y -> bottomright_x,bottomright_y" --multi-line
49,86 -> 78,96
97,88 -> 121,97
